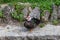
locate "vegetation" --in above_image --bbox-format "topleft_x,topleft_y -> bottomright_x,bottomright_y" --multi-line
0,0 -> 60,24
0,10 -> 3,18
52,20 -> 59,25
11,4 -> 25,22
0,0 -> 60,13
11,11 -> 24,22
39,23 -> 45,28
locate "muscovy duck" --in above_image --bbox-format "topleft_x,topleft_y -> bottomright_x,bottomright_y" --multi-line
24,7 -> 40,31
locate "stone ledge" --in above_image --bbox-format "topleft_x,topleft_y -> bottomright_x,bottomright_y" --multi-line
0,24 -> 60,40
0,36 -> 60,40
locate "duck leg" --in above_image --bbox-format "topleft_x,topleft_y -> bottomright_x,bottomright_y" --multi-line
29,29 -> 33,32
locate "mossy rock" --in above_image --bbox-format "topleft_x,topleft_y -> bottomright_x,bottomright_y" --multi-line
0,10 -> 3,18
52,20 -> 59,25
11,11 -> 24,22
39,23 -> 45,28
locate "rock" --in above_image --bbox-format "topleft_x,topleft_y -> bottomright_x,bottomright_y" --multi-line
2,5 -> 14,16
0,36 -> 60,40
0,24 -> 60,40
22,7 -> 29,18
22,7 -> 40,20
51,4 -> 58,21
0,4 -> 8,10
0,37 -> 5,40
18,2 -> 31,7
42,10 -> 50,22
57,6 -> 60,19
22,7 -> 32,18
8,5 -> 14,13
29,7 -> 40,20
2,5 -> 14,24
0,18 -> 4,23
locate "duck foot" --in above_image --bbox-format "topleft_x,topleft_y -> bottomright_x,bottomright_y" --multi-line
29,29 -> 33,32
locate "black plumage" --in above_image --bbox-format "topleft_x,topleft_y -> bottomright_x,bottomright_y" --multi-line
23,7 -> 41,30
24,18 -> 40,30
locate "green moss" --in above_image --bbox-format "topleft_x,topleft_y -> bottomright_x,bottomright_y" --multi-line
52,20 -> 59,25
15,4 -> 25,13
11,4 -> 25,22
11,10 -> 24,22
39,23 -> 45,28
0,10 -> 3,18
31,3 -> 38,9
